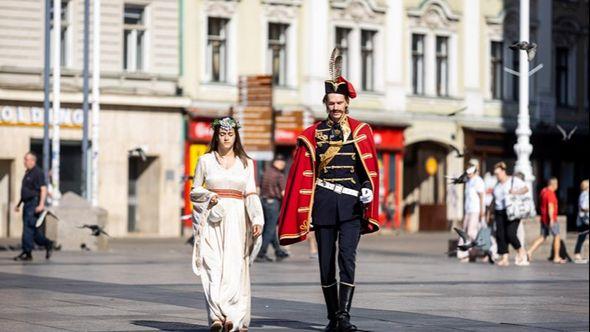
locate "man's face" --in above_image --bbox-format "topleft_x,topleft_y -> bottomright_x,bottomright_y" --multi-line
550,180 -> 559,191
273,159 -> 286,171
493,168 -> 506,181
218,128 -> 236,151
23,154 -> 36,170
325,93 -> 348,122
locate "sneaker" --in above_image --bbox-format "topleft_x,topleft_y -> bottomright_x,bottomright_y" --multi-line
275,251 -> 290,262
254,255 -> 273,263
574,259 -> 588,264
13,252 -> 32,261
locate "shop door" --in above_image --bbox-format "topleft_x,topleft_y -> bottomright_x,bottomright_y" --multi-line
128,156 -> 160,233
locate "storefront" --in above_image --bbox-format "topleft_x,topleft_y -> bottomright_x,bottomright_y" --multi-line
0,101 -> 184,238
464,127 -> 590,230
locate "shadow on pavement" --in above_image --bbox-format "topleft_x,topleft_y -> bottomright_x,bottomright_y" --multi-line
132,320 -> 209,331
250,318 -> 323,330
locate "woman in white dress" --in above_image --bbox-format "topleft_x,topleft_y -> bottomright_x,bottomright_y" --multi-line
190,117 -> 264,331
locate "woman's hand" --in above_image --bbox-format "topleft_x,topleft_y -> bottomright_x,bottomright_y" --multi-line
207,195 -> 219,210
252,225 -> 262,238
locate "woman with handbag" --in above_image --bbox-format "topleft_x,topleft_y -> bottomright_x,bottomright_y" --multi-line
491,162 -> 530,266
190,117 -> 264,331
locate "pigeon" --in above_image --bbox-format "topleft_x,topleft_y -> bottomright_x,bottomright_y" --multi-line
509,41 -> 537,61
128,147 -> 147,162
446,106 -> 467,117
556,125 -> 577,141
447,171 -> 468,184
79,224 -> 109,237
453,227 -> 480,251
446,166 -> 475,184
449,146 -> 468,158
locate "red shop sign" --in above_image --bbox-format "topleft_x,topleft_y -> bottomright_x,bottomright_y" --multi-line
373,127 -> 404,151
189,120 -> 214,142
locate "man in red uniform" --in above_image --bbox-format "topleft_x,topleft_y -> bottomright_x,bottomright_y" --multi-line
278,49 -> 379,331
527,177 -> 565,263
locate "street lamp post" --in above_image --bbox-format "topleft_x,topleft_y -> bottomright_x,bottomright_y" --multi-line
514,0 -> 535,185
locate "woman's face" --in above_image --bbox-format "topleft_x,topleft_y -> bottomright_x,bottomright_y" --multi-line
218,128 -> 236,151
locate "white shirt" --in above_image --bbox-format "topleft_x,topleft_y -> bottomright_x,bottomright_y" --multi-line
579,190 -> 589,217
493,176 -> 526,210
464,175 -> 485,214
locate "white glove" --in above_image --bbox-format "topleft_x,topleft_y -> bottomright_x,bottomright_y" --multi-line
360,188 -> 373,204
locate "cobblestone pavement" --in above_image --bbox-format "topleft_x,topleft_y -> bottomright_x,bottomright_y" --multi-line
0,232 -> 588,331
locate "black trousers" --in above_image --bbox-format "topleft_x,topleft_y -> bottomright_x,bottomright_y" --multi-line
314,219 -> 361,286
574,224 -> 589,254
495,209 -> 521,255
21,197 -> 51,253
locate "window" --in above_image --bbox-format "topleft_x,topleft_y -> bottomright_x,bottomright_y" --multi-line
361,30 -> 376,91
50,1 -> 71,67
268,23 -> 288,86
436,36 -> 449,97
207,17 -> 228,82
555,47 -> 569,106
335,27 -> 351,78
490,41 -> 503,100
123,5 -> 147,71
411,34 -> 425,95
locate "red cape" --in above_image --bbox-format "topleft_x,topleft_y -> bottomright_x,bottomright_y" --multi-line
278,117 -> 380,245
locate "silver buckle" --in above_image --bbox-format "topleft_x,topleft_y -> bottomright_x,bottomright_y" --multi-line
334,184 -> 343,194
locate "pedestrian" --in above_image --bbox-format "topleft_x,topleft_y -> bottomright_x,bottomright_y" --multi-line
278,48 -> 380,332
457,159 -> 485,262
256,154 -> 289,262
189,117 -> 264,332
490,162 -> 529,266
574,179 -> 589,264
527,177 -> 566,264
383,190 -> 396,230
13,152 -> 54,261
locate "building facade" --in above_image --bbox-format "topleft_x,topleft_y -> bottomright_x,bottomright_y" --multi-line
0,0 -> 187,238
182,0 -> 589,232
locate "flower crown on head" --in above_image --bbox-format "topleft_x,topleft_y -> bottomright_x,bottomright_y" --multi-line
212,117 -> 241,131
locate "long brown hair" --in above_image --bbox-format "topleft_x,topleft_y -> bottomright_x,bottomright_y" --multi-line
207,117 -> 251,168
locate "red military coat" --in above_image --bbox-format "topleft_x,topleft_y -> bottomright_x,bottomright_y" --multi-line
278,116 -> 380,245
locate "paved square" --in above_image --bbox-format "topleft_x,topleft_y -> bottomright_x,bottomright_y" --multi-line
0,233 -> 588,331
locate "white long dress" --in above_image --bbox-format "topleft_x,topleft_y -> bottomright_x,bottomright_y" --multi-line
190,153 -> 264,330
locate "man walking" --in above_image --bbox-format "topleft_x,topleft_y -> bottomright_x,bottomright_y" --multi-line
13,152 -> 54,261
278,48 -> 380,331
256,154 -> 289,262
528,177 -> 565,263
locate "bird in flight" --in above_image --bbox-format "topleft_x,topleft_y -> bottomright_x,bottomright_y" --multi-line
78,224 -> 109,237
556,125 -> 577,141
509,41 -> 537,61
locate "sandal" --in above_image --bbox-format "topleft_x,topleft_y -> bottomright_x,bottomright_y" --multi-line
223,320 -> 234,332
210,320 -> 223,332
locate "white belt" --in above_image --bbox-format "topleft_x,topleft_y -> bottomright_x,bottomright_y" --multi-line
316,179 -> 359,197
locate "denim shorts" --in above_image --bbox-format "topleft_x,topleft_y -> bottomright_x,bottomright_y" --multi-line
540,222 -> 560,238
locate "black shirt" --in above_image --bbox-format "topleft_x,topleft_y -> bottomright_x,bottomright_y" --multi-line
21,166 -> 47,201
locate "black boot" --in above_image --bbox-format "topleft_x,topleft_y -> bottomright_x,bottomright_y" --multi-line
337,283 -> 357,332
45,240 -> 54,260
321,283 -> 339,331
13,251 -> 32,261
